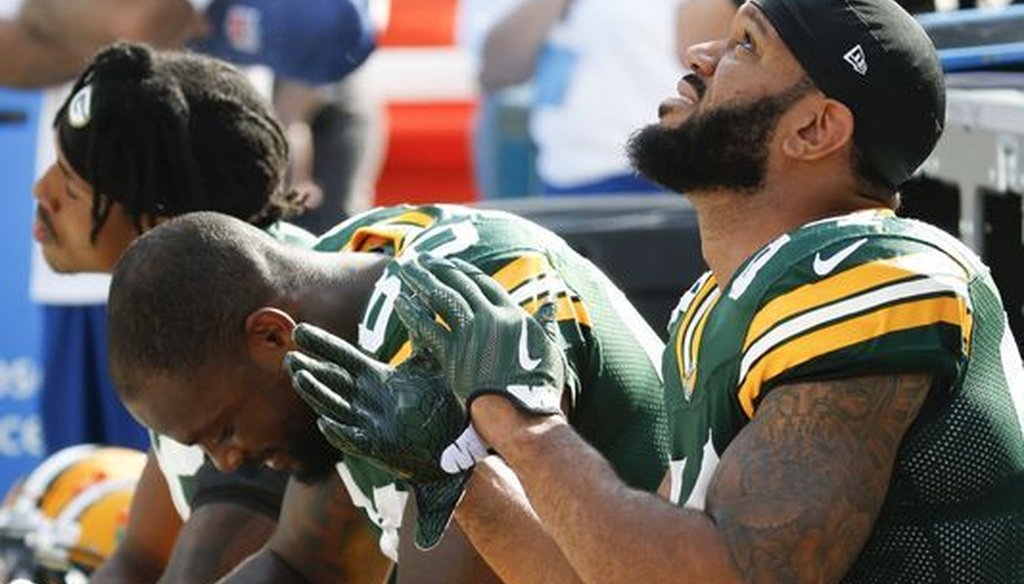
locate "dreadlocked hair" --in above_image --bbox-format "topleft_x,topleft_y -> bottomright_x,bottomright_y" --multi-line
55,42 -> 305,241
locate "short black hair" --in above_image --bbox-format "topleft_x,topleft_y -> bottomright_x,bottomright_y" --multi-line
851,142 -> 900,207
55,42 -> 304,242
107,212 -> 304,397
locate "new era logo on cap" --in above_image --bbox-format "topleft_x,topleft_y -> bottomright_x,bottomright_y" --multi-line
843,44 -> 868,76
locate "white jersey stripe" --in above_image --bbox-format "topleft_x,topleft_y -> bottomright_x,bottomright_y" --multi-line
739,275 -> 970,383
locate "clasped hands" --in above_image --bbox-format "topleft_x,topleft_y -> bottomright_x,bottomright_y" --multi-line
283,255 -> 570,549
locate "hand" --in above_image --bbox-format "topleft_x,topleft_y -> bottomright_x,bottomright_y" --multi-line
394,255 -> 574,416
284,323 -> 469,549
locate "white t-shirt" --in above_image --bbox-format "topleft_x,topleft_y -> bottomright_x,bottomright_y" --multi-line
24,0 -> 273,304
29,84 -> 112,305
530,0 -> 683,188
23,0 -> 210,304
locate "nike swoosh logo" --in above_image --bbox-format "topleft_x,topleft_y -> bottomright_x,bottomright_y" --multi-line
518,316 -> 541,371
813,238 -> 868,277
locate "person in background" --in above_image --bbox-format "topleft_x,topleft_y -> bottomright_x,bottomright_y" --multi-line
480,0 -> 682,196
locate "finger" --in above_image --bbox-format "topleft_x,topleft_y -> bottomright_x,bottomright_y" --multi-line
317,416 -> 372,457
395,294 -> 449,357
420,256 -> 497,311
397,257 -> 474,330
293,323 -> 380,376
284,351 -> 358,400
290,368 -> 364,425
412,474 -> 470,550
446,257 -> 515,308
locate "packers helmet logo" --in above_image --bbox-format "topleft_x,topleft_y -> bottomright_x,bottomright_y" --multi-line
68,85 -> 93,129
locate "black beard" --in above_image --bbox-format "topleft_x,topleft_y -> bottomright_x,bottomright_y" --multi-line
627,81 -> 811,195
289,415 -> 344,484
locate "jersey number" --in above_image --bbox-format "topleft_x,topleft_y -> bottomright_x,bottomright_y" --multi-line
358,222 -> 480,353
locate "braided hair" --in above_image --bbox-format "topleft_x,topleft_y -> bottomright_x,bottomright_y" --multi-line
54,42 -> 305,241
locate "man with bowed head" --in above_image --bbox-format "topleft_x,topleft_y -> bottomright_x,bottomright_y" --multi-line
290,0 -> 1024,582
106,202 -> 670,582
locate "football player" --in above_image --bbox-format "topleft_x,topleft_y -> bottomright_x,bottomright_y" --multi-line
290,0 -> 1024,581
105,203 -> 670,582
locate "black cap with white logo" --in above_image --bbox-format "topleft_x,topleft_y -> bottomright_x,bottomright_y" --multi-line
751,0 -> 945,188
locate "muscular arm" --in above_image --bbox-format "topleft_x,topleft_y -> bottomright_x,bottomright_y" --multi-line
159,501 -> 277,584
1,0 -> 205,88
397,459 -> 504,584
19,0 -> 203,52
472,374 -> 931,583
219,474 -> 391,584
478,0 -> 573,91
90,452 -> 181,583
446,456 -> 580,584
0,18 -> 83,87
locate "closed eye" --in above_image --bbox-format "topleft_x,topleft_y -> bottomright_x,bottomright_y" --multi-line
216,423 -> 235,445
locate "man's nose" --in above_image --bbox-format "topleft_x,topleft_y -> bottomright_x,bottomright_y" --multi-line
206,443 -> 245,473
32,171 -> 59,214
684,39 -> 725,79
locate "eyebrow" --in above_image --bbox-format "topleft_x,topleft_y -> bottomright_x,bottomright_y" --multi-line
55,159 -> 87,199
740,5 -> 772,38
55,158 -> 72,179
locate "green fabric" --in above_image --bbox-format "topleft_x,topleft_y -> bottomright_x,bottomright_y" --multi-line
287,325 -> 470,549
664,210 -> 1024,582
312,204 -> 669,550
395,256 -> 572,415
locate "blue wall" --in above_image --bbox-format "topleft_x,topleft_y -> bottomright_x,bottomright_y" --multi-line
0,88 -> 45,493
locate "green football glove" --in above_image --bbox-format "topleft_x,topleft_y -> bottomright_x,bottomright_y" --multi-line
284,323 -> 470,550
394,254 -> 574,417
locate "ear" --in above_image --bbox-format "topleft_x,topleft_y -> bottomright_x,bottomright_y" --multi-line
244,308 -> 298,372
138,213 -> 170,234
780,97 -> 855,162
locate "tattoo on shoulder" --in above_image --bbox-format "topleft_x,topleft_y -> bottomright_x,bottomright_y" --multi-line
278,478 -> 390,583
707,374 -> 931,584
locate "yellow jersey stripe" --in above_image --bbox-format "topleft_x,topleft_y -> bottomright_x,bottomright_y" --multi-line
521,295 -> 592,328
686,290 -> 719,395
491,254 -> 548,292
389,342 -> 413,366
343,226 -> 414,254
745,252 -> 970,352
674,277 -> 719,388
382,210 -> 435,228
737,294 -> 968,417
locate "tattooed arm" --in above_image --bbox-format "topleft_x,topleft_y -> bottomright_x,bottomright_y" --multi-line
219,474 -> 392,584
469,374 -> 931,583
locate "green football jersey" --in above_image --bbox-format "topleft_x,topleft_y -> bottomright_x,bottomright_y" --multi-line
316,204 -> 669,561
665,209 -> 1024,583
